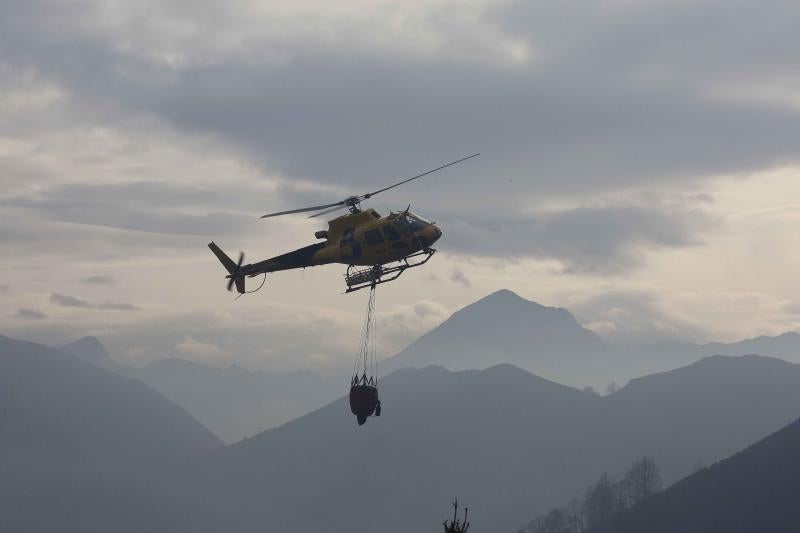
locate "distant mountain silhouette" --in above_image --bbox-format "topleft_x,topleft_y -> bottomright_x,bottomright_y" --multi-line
0,335 -> 221,532
382,289 -> 800,389
166,354 -> 800,533
627,331 -> 800,375
592,415 -> 800,533
58,336 -> 337,442
602,354 -> 800,483
61,335 -> 129,373
383,289 -> 616,387
56,290 -> 800,441
136,357 -> 338,442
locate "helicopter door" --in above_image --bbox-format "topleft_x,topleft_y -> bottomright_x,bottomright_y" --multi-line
383,224 -> 409,254
364,229 -> 384,246
363,229 -> 388,257
340,227 -> 362,262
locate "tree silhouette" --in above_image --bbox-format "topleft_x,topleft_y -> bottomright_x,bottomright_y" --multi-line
444,499 -> 470,532
622,456 -> 662,505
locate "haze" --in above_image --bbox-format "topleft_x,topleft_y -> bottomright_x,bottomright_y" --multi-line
2,2 -> 800,532
2,0 -> 800,374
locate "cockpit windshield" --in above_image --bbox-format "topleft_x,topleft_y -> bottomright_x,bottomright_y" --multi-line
405,212 -> 429,232
408,212 -> 431,224
391,211 -> 431,234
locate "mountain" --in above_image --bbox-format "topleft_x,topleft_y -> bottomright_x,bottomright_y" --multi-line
58,336 -> 338,442
626,331 -> 800,376
602,354 -> 800,482
172,364 -> 606,533
383,289 -> 800,389
135,358 -> 339,443
56,292 -> 800,441
0,335 -> 221,532
383,289 -> 616,388
167,354 -> 800,533
593,416 -> 800,533
60,335 -> 128,372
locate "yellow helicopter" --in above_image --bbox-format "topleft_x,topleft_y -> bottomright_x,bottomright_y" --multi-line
209,154 -> 478,294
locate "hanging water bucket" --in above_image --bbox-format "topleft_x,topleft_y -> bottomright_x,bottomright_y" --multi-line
349,382 -> 379,426
349,286 -> 381,425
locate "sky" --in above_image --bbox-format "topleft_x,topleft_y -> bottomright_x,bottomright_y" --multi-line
1,0 -> 799,373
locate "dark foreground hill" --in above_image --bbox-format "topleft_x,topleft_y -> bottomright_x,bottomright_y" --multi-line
594,416 -> 800,533
0,335 -> 221,532
166,355 -> 800,533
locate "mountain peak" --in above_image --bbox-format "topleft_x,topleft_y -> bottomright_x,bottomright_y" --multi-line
474,289 -> 547,309
483,288 -> 526,301
382,290 -> 609,387
61,336 -> 110,362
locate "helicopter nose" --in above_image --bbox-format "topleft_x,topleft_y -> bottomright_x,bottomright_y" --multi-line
427,223 -> 442,244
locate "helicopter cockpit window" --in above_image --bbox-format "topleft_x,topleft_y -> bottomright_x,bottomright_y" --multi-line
405,214 -> 427,232
394,217 -> 411,236
364,229 -> 383,246
382,224 -> 401,241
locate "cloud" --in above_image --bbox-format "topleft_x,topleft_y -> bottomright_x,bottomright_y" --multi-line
175,336 -> 229,365
15,308 -> 47,320
97,302 -> 140,311
441,201 -> 716,274
0,284 -> 8,293
81,275 -> 115,285
4,0 -> 800,204
1,0 -> 799,359
571,291 -> 711,344
49,293 -> 93,308
49,293 -> 140,311
450,268 -> 472,288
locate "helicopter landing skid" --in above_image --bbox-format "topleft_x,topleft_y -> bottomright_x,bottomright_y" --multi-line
345,249 -> 436,293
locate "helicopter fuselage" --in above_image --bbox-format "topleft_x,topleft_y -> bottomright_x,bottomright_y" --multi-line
226,208 -> 441,281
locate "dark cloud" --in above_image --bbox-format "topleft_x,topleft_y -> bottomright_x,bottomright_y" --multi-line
50,292 -> 139,311
82,275 -> 115,285
0,0 -> 796,274
15,308 -> 47,320
97,302 -> 140,311
3,190 -> 258,237
50,293 -> 93,308
440,203 -> 716,274
3,0 -> 800,202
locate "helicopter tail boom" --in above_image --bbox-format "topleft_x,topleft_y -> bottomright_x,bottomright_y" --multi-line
209,241 -> 246,293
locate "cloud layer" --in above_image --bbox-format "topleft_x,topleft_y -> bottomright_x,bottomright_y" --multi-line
1,0 -> 799,368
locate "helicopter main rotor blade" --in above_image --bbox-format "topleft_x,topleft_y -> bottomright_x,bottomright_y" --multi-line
308,204 -> 348,218
260,201 -> 345,219
259,153 -> 479,220
360,153 -> 479,201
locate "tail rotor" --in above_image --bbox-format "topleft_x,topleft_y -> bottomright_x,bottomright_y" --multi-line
209,242 -> 246,294
226,252 -> 245,292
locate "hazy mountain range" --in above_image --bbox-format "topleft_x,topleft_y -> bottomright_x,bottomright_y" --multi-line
384,290 -> 800,388
60,336 -> 339,443
4,316 -> 800,531
59,290 -> 800,442
165,354 -> 800,533
0,335 -> 220,533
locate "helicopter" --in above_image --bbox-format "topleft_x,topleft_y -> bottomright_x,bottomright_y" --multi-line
209,153 -> 478,294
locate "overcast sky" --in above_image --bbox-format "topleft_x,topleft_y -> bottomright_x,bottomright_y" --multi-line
2,0 -> 799,373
